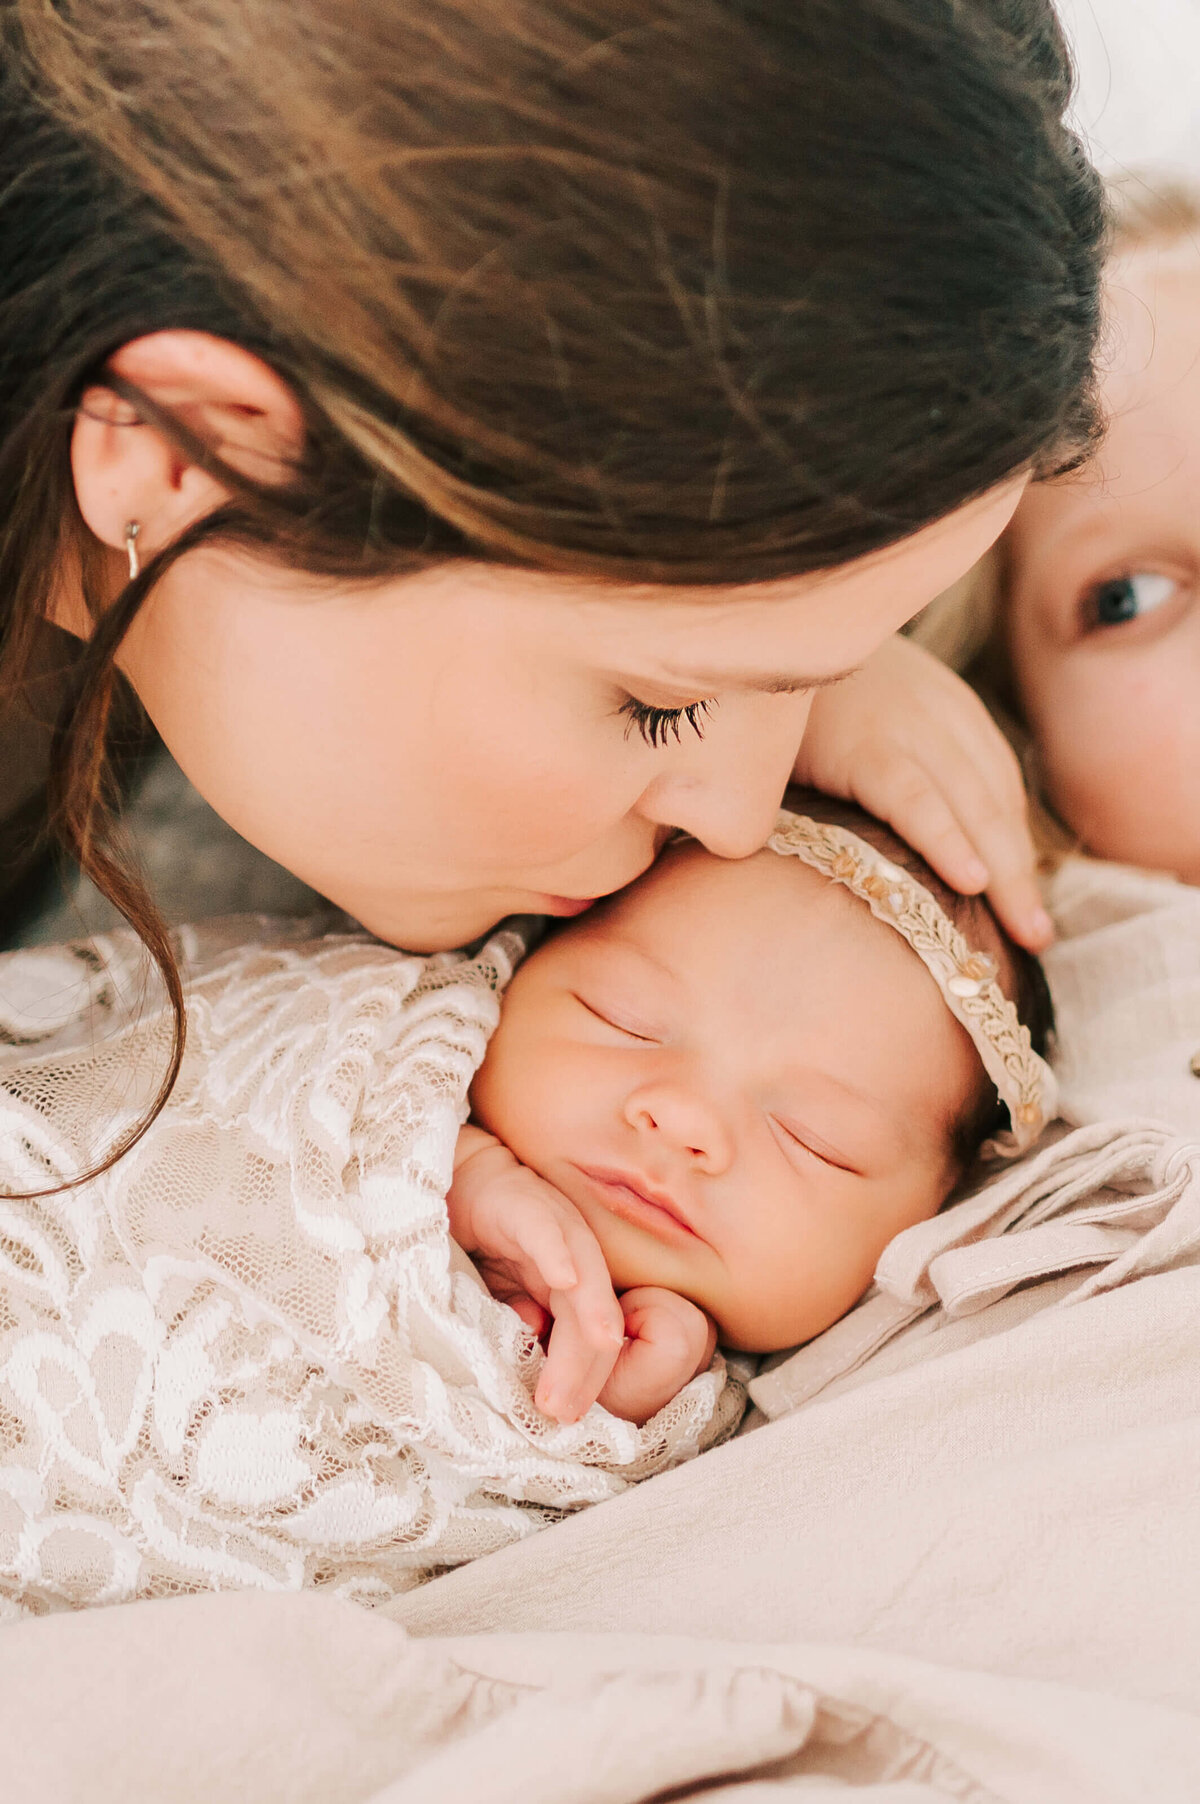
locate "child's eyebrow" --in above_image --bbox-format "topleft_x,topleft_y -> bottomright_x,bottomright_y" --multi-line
657,666 -> 861,696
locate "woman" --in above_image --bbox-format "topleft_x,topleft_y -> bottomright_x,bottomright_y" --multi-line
0,2 -> 1103,1102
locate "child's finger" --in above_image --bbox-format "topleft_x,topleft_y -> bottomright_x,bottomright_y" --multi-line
849,749 -> 991,891
903,746 -> 1052,951
852,746 -> 1051,953
927,696 -> 1055,948
956,794 -> 1054,951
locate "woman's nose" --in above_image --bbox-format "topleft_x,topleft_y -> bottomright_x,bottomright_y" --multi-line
636,694 -> 813,861
623,1081 -> 734,1175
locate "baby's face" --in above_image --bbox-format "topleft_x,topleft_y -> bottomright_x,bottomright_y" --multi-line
1005,234 -> 1200,881
471,842 -> 982,1351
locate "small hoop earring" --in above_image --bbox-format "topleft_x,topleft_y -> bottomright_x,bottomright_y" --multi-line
124,520 -> 141,582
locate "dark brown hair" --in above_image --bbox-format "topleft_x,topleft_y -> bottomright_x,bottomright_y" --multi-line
0,0 -> 1098,1179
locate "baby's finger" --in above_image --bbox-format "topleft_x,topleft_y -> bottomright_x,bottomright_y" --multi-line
555,1206 -> 626,1328
503,1205 -> 577,1295
508,1294 -> 551,1339
536,1301 -> 624,1423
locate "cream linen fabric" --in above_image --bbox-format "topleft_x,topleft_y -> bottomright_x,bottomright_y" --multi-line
1040,855 -> 1200,1134
2,1591 -> 1197,1802
0,922 -> 737,1615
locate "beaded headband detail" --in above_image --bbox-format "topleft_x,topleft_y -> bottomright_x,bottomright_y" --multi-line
767,810 -> 1056,1155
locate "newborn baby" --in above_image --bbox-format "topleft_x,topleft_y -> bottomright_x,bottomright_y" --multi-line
451,796 -> 1054,1425
0,796 -> 1053,1612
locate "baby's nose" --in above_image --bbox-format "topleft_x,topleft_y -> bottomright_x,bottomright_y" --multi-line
623,1082 -> 734,1174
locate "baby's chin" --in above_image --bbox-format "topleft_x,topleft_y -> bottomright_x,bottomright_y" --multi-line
716,1295 -> 859,1356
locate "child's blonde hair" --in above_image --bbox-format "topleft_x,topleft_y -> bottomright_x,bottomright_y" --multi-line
910,170 -> 1200,869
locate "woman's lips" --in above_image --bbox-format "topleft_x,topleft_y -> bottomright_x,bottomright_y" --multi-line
574,1166 -> 699,1242
536,896 -> 598,917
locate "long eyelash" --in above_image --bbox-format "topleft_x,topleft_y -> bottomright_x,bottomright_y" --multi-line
619,696 -> 714,748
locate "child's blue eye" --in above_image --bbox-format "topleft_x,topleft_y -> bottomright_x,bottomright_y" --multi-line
620,696 -> 714,748
1084,572 -> 1176,628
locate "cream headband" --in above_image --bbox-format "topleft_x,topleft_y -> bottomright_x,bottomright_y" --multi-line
767,810 -> 1057,1155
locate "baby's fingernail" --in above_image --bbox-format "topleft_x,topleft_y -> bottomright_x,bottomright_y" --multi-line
962,856 -> 989,889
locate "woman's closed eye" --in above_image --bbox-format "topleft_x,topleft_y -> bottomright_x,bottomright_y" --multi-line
619,695 -> 715,748
1080,570 -> 1182,633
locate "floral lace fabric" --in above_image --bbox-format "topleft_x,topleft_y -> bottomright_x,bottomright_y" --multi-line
0,921 -> 741,1616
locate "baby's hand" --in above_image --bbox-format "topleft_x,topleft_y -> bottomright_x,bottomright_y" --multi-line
597,1287 -> 718,1427
795,633 -> 1053,952
448,1127 -> 626,1424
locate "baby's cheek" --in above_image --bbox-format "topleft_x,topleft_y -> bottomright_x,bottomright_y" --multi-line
719,1198 -> 905,1354
471,1029 -> 572,1178
467,1031 -> 521,1144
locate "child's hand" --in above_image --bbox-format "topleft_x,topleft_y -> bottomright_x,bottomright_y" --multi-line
794,634 -> 1053,952
448,1127 -> 625,1424
597,1287 -> 717,1427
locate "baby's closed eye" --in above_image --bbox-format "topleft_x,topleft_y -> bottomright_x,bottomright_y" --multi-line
768,1114 -> 861,1175
572,992 -> 662,1043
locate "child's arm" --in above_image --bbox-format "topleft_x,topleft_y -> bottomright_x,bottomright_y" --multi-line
796,633 -> 1054,952
449,1128 -> 715,1425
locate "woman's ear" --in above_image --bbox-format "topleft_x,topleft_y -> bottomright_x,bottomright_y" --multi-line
69,330 -> 306,578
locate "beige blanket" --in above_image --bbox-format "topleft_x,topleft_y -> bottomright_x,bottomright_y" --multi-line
4,1590 -> 1198,1802
3,858 -> 1199,1794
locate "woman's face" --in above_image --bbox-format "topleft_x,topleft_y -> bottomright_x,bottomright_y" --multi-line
1005,236 -> 1200,883
117,482 -> 1022,949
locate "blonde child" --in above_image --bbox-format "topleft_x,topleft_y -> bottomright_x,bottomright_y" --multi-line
917,179 -> 1200,1132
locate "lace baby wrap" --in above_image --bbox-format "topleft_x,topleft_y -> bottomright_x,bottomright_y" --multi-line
0,921 -> 740,1615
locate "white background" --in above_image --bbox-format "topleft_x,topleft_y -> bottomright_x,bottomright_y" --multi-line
1057,0 -> 1200,178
